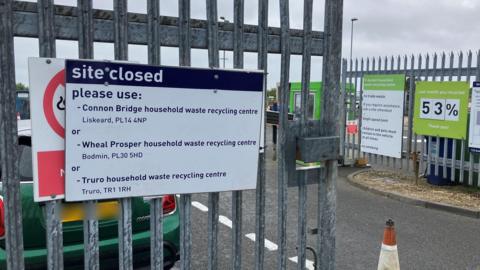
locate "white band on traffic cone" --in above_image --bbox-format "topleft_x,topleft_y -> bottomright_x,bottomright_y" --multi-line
380,243 -> 398,251
377,244 -> 400,270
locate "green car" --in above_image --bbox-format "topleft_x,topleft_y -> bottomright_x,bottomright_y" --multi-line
0,119 -> 180,269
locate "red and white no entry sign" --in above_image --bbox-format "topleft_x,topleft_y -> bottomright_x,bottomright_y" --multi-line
29,58 -> 66,202
43,69 -> 65,139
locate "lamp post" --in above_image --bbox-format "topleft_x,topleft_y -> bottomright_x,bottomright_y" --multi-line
349,18 -> 358,61
220,16 -> 229,68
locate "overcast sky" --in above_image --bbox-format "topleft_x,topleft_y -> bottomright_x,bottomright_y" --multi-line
14,0 -> 480,89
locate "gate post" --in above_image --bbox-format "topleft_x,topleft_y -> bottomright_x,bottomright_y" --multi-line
0,0 -> 25,269
318,0 -> 343,269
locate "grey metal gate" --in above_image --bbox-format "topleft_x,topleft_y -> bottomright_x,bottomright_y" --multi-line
342,51 -> 480,187
0,0 -> 343,269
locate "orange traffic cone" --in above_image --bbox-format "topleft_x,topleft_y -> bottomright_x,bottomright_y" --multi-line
377,219 -> 400,270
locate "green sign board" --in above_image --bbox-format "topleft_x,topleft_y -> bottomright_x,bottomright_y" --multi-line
413,81 -> 470,139
361,74 -> 405,158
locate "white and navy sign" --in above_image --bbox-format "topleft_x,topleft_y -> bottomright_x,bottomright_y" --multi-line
469,82 -> 480,153
65,59 -> 264,201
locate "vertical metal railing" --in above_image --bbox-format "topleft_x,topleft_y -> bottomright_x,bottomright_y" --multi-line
297,0 -> 313,269
178,0 -> 192,269
78,0 -> 100,269
391,56 -> 398,169
379,56 -> 388,167
37,0 -> 65,269
359,58 -> 365,160
254,0 -> 268,269
232,1 -> 244,269
433,53 -> 440,176
477,50 -> 480,187
0,0 -> 25,269
394,56 -> 401,170
407,55 -> 416,173
340,60 -> 347,163
432,53 -> 440,177
113,1 -> 134,269
205,1 -> 220,269
423,54 -> 432,177
448,52 -> 457,182
348,59 -> 355,161
407,55 -> 415,174
277,0 -> 290,268
146,0 -> 164,269
391,56 -> 397,169
357,59 -> 362,161
372,57 -> 379,165
458,52 -> 466,184
466,51 -> 474,186
440,53 -> 448,179
424,54 -> 431,175
368,57 -> 376,162
357,59 -> 364,163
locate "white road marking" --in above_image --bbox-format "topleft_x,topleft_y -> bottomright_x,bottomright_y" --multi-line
289,256 -> 315,270
191,201 -> 209,212
188,200 -> 315,268
245,233 -> 278,251
218,215 -> 233,228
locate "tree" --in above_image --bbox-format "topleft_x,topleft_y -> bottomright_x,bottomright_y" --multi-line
16,83 -> 28,91
266,87 -> 277,101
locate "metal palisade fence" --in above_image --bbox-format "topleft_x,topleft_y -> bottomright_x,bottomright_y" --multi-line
342,50 -> 480,187
0,1 -> 343,270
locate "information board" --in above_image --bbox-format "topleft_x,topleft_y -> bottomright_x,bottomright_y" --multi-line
64,60 -> 264,201
413,81 -> 469,139
360,74 -> 405,158
28,58 -> 66,202
469,82 -> 480,152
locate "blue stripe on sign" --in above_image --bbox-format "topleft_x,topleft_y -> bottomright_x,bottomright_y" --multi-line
65,59 -> 264,92
474,82 -> 480,87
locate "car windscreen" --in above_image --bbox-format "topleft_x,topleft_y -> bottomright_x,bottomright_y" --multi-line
16,92 -> 30,120
18,144 -> 33,180
0,144 -> 33,181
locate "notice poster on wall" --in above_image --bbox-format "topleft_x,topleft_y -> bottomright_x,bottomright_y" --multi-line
64,60 -> 264,201
468,82 -> 480,152
360,74 -> 405,158
413,81 -> 469,139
